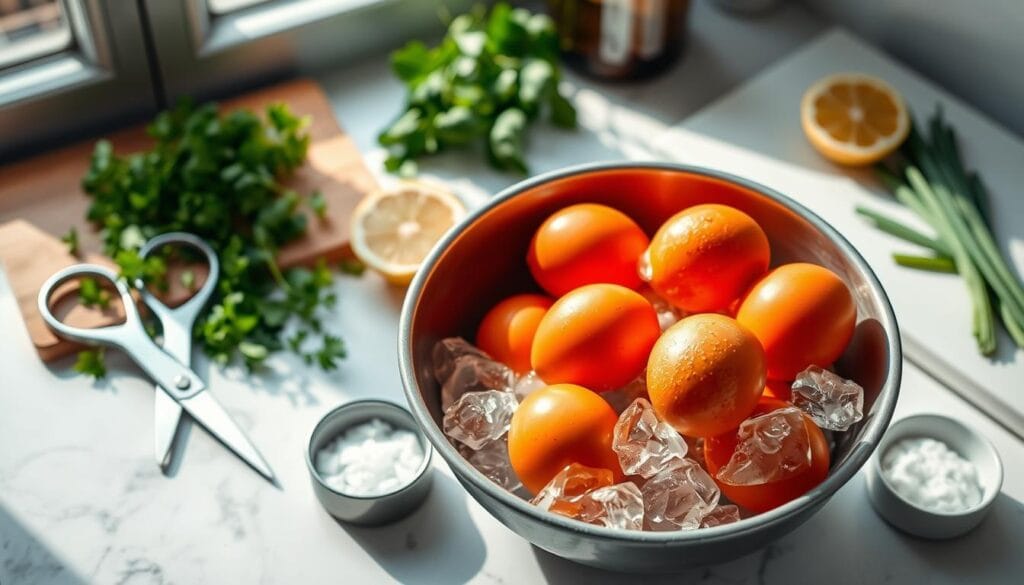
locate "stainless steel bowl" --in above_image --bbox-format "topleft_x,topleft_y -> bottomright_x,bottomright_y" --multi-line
399,162 -> 901,571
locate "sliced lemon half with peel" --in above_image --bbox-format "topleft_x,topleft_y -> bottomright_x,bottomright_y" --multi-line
350,181 -> 466,285
801,73 -> 909,166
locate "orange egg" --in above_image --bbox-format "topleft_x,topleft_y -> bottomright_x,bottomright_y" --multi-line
508,384 -> 622,494
646,313 -> 766,437
645,204 -> 770,313
704,396 -> 830,513
736,262 -> 856,381
476,293 -> 554,373
531,284 -> 660,392
527,203 -> 649,297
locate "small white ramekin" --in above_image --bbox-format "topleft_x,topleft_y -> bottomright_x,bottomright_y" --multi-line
865,413 -> 1003,539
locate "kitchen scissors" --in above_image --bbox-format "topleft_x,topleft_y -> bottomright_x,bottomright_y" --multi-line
37,232 -> 276,484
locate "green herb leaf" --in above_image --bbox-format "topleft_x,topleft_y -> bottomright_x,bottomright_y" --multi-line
314,334 -> 346,371
309,190 -> 327,220
180,269 -> 196,290
339,257 -> 366,276
62,227 -> 80,257
81,100 -> 345,372
78,277 -> 111,309
74,348 -> 107,379
379,2 -> 574,173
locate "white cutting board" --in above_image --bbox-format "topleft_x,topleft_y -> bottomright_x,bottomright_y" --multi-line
651,28 -> 1024,437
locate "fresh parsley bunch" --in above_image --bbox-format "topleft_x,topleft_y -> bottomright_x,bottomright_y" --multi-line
379,2 -> 576,174
77,100 -> 347,376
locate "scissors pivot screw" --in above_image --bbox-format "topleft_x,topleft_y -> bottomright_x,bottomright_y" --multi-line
174,375 -> 191,390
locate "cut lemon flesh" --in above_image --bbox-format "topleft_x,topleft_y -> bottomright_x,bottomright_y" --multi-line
350,182 -> 465,285
801,73 -> 909,166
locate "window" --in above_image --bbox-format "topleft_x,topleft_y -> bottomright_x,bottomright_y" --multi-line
1,0 -> 470,160
208,0 -> 270,14
0,0 -> 72,69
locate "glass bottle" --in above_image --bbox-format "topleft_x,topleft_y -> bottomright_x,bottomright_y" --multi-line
549,0 -> 691,80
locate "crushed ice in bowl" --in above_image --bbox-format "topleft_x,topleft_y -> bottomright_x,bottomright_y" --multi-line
459,438 -> 523,492
532,464 -> 643,530
443,389 -> 518,450
716,407 -> 812,486
700,505 -> 741,528
641,459 -> 719,531
791,365 -> 865,432
433,338 -> 516,411
613,398 -> 689,478
512,370 -> 546,402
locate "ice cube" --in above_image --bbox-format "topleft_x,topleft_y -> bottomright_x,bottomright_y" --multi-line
460,437 -> 523,492
700,505 -> 741,528
791,365 -> 865,431
576,483 -> 645,531
686,436 -> 706,469
716,407 -> 812,486
513,370 -> 546,402
532,463 -> 615,515
639,287 -> 685,331
443,390 -> 518,450
613,398 -> 689,478
433,338 -> 516,411
602,374 -> 650,414
532,464 -> 643,530
432,337 -> 489,383
641,459 -> 719,531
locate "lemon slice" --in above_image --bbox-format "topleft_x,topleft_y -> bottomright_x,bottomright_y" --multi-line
801,73 -> 910,166
350,182 -> 466,285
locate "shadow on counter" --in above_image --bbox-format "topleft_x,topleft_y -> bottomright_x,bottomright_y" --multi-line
338,471 -> 486,584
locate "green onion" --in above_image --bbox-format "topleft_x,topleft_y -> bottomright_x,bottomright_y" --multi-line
859,108 -> 1024,354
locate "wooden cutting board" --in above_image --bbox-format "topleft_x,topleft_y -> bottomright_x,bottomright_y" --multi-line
0,78 -> 377,362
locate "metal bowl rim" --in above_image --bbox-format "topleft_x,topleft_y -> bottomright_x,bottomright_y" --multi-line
399,160 -> 902,543
305,398 -> 434,501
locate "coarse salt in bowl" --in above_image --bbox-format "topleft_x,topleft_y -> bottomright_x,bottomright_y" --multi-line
306,400 -> 434,526
866,413 -> 1003,539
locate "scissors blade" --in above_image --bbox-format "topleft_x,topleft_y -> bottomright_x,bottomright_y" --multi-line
154,388 -> 182,469
178,390 -> 277,484
152,316 -> 192,469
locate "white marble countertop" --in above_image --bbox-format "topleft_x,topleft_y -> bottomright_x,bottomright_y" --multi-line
2,2 -> 1023,584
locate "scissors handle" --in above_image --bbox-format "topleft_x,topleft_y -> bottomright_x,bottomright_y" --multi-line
136,232 -> 220,343
37,264 -> 206,400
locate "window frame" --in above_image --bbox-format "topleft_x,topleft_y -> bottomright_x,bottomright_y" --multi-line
0,0 -> 157,161
144,0 -> 475,103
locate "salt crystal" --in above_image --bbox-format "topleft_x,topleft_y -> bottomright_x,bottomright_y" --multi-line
700,505 -> 741,528
716,407 -> 811,486
443,389 -> 518,450
613,398 -> 689,478
432,338 -> 516,411
314,418 -> 425,497
641,459 -> 719,531
791,365 -> 865,431
881,437 -> 983,513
